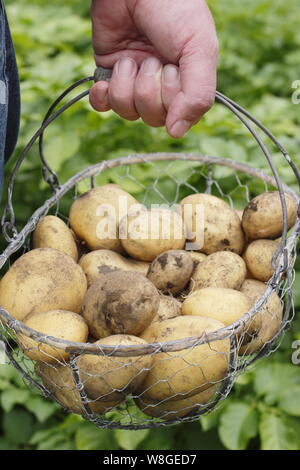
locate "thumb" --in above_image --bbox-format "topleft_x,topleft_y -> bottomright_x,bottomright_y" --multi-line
166,38 -> 218,139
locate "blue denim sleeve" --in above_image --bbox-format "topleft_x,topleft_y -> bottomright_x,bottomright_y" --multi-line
0,0 -> 20,196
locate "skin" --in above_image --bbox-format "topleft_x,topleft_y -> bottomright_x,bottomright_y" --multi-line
90,0 -> 218,138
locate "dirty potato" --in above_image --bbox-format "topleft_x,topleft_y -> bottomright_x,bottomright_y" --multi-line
243,239 -> 279,282
147,250 -> 194,295
242,191 -> 297,240
180,193 -> 245,255
0,248 -> 87,321
82,271 -> 160,338
189,251 -> 246,292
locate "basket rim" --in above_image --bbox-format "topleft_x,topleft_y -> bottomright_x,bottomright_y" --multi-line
0,153 -> 299,357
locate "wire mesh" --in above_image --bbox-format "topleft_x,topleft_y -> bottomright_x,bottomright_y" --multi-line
0,70 -> 299,429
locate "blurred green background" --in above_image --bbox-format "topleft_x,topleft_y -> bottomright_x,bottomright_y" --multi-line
1,0 -> 300,450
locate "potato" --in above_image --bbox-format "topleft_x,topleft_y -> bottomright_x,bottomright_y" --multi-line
69,184 -> 139,253
139,316 -> 230,401
182,288 -> 258,341
82,271 -> 160,338
147,250 -> 194,295
36,362 -> 121,415
0,248 -> 87,321
243,239 -> 279,282
33,215 -> 78,261
120,208 -> 186,262
79,249 -> 149,287
180,193 -> 245,255
239,279 -> 283,355
189,251 -> 246,292
135,385 -> 217,420
151,295 -> 182,323
17,310 -> 88,363
242,191 -> 297,240
77,335 -> 152,402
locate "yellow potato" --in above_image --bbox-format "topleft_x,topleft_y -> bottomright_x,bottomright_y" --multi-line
180,193 -> 245,255
135,385 -> 217,420
69,184 -> 139,252
79,249 -> 149,287
33,215 -> 78,261
120,208 -> 186,262
189,251 -> 246,292
139,316 -> 230,402
82,271 -> 160,338
243,239 -> 279,282
18,310 -> 88,363
239,279 -> 283,355
147,250 -> 194,295
0,248 -> 87,321
242,191 -> 297,240
182,288 -> 251,326
151,295 -> 182,323
77,335 -> 152,402
36,362 -> 121,415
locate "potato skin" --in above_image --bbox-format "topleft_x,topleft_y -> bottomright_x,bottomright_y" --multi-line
239,279 -> 283,355
135,385 -> 217,420
182,288 -> 251,327
18,310 -> 88,363
147,250 -> 194,295
139,316 -> 230,401
242,191 -> 297,240
77,335 -> 152,402
36,362 -> 121,415
180,193 -> 245,255
79,249 -> 149,287
243,239 -> 279,282
33,215 -> 78,261
0,248 -> 87,321
69,184 -> 139,253
120,208 -> 186,262
189,251 -> 246,292
151,295 -> 182,324
82,271 -> 160,338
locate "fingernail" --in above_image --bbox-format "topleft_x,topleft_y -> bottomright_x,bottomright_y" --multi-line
170,120 -> 191,138
141,57 -> 161,76
163,65 -> 179,83
116,58 -> 136,78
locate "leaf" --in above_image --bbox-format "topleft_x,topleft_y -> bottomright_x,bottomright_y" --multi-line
115,429 -> 149,450
254,364 -> 300,402
138,428 -> 174,450
75,424 -> 118,450
3,409 -> 35,445
1,387 -> 30,412
259,413 -> 300,450
278,386 -> 300,417
44,130 -> 80,173
25,395 -> 58,422
219,402 -> 258,450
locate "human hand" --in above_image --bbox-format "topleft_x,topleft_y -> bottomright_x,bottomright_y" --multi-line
90,0 -> 218,138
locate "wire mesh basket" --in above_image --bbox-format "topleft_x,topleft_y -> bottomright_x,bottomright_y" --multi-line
0,68 -> 299,430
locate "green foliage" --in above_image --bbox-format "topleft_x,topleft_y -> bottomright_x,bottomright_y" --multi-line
0,0 -> 299,451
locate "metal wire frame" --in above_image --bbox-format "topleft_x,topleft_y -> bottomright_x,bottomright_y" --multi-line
0,68 -> 299,429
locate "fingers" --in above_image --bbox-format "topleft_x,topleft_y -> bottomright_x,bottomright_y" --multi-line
89,81 -> 111,112
161,65 -> 181,111
166,36 -> 218,139
134,57 -> 166,127
108,58 -> 139,121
